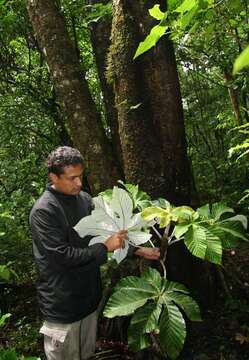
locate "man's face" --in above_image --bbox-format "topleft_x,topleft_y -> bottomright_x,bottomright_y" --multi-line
49,164 -> 83,195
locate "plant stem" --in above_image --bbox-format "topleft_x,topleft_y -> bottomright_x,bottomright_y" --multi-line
160,259 -> 167,279
152,225 -> 163,239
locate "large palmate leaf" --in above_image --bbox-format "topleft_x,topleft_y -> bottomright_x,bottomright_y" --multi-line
104,269 -> 201,359
104,275 -> 159,317
180,202 -> 248,264
184,224 -> 222,264
74,187 -> 152,263
142,205 -> 195,228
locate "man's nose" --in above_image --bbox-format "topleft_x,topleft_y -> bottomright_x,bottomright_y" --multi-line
75,177 -> 82,187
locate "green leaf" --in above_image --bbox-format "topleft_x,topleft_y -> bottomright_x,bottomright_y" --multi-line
159,302 -> 186,359
0,312 -> 11,327
178,3 -> 199,30
142,206 -> 168,221
174,0 -> 197,14
217,221 -> 249,242
142,268 -> 162,292
184,224 -> 207,259
171,206 -> 195,222
118,181 -> 151,210
168,0 -> 180,11
197,204 -> 210,218
224,215 -> 248,229
166,292 -> 201,321
233,45 -> 249,75
163,280 -> 190,294
98,188 -> 113,202
104,276 -> 158,317
0,265 -> 11,281
128,328 -> 150,352
173,222 -> 191,239
211,202 -> 234,221
0,349 -> 17,360
149,4 -> 165,20
130,302 -> 162,334
134,24 -> 168,59
211,225 -> 239,249
203,226 -> 222,264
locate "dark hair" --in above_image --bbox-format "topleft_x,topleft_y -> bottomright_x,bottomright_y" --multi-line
46,146 -> 83,175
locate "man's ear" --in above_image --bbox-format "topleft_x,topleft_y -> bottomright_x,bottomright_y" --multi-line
48,172 -> 59,185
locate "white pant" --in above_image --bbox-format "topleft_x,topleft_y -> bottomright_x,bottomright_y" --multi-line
42,311 -> 97,360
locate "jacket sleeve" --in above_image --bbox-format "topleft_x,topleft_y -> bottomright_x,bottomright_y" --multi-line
30,208 -> 107,269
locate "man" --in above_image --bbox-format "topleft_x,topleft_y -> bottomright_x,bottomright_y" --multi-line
30,146 -> 160,360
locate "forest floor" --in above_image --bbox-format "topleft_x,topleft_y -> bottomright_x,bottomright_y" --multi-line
1,243 -> 249,360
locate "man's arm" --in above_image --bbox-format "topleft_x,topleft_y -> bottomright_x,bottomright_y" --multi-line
134,247 -> 160,260
31,209 -> 126,269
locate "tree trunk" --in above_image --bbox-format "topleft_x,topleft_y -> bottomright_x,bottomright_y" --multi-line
86,0 -> 124,177
27,0 -> 121,193
224,68 -> 243,126
108,0 -> 167,198
138,0 -> 191,204
142,39 -> 191,204
108,0 -> 191,202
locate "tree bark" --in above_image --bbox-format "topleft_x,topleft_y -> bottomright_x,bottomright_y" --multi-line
224,68 -> 243,126
108,0 -> 191,202
27,0 -> 121,193
86,0 -> 124,176
108,0 -> 165,198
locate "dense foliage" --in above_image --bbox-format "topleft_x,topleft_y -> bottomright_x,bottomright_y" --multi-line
0,0 -> 248,358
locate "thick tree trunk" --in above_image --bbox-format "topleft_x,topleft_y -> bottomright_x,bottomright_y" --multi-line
27,0 -> 121,193
108,0 -> 165,198
108,0 -> 191,202
142,39 -> 191,204
138,0 -> 191,204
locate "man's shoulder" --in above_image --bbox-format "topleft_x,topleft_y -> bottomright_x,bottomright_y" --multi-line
78,191 -> 94,212
30,190 -> 58,218
78,191 -> 92,203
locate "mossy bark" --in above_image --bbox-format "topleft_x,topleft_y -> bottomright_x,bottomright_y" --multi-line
27,0 -> 121,193
86,0 -> 124,177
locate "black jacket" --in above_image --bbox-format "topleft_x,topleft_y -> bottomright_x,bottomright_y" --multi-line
29,186 -> 107,323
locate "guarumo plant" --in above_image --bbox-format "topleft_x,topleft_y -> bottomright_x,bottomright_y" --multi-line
74,183 -> 248,359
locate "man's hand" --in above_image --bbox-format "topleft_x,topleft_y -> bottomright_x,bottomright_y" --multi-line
104,230 -> 128,252
135,247 -> 160,260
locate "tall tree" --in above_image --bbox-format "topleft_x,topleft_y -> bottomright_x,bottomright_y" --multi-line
27,0 -> 121,193
107,0 -> 191,202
